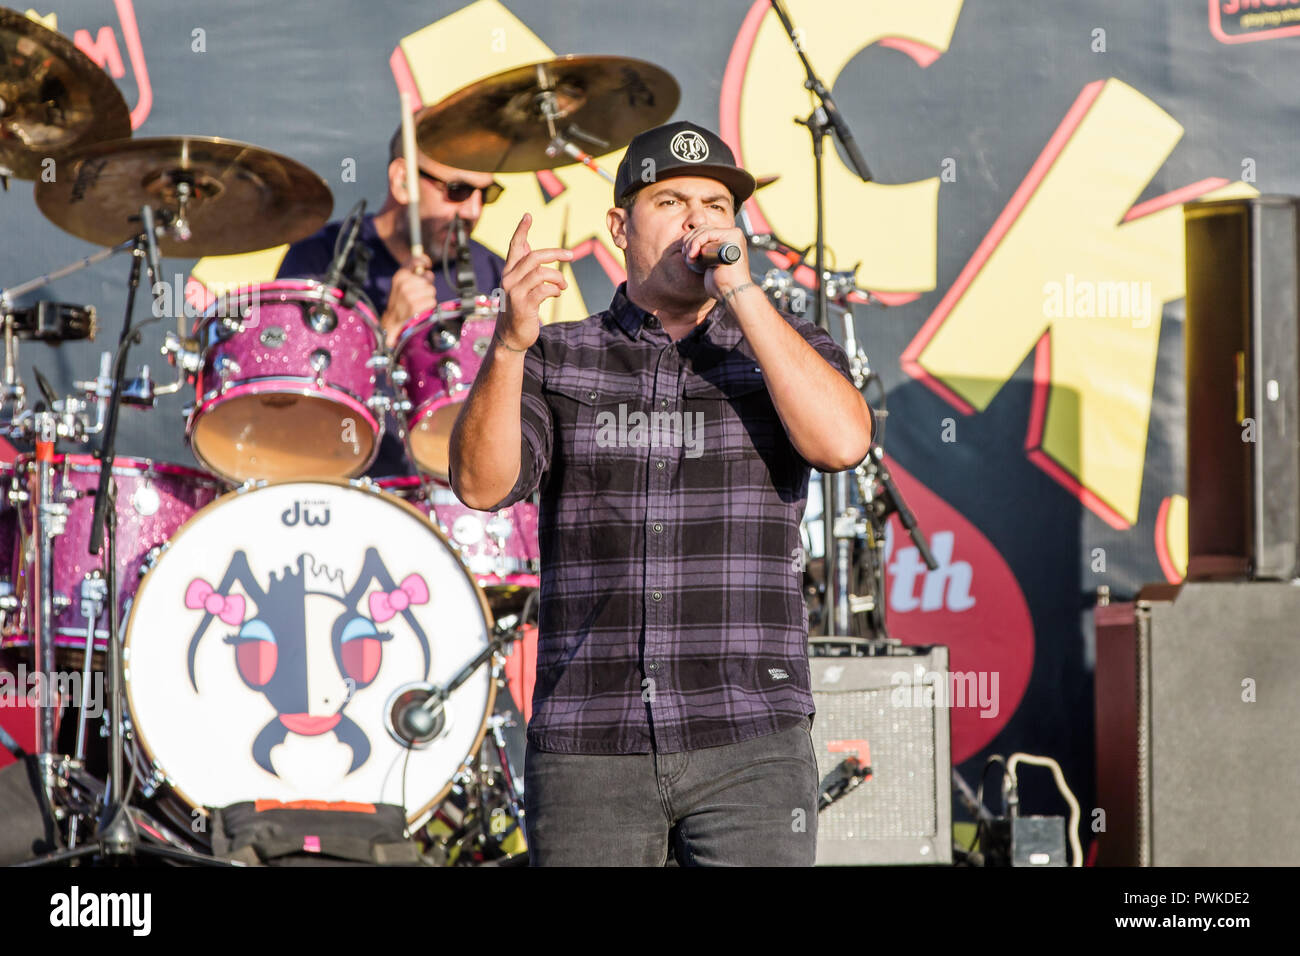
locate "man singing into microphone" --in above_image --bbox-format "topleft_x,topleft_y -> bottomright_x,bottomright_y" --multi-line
449,121 -> 873,866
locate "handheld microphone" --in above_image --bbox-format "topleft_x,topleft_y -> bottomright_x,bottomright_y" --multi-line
685,240 -> 742,274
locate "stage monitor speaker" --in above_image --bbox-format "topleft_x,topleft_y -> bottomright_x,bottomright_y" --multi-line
1184,196 -> 1300,580
809,645 -> 952,866
1094,581 -> 1300,866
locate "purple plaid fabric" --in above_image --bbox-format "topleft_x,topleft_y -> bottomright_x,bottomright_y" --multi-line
485,283 -> 860,754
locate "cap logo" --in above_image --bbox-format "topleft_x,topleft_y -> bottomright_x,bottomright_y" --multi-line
669,131 -> 710,163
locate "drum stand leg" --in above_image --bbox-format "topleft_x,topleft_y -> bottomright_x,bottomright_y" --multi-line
484,711 -> 526,844
65,572 -> 107,848
18,222 -> 233,866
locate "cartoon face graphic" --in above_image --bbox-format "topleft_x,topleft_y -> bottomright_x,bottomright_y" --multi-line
184,547 -> 431,776
122,480 -> 494,822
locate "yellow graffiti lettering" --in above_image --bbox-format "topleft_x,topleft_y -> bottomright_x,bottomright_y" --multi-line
737,0 -> 964,292
912,79 -> 1252,525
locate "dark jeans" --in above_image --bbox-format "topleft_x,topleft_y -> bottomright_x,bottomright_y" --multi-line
523,717 -> 819,866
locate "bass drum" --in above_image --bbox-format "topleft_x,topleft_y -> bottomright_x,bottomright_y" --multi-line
122,478 -> 496,830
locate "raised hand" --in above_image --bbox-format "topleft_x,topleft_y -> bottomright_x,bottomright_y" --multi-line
496,213 -> 573,351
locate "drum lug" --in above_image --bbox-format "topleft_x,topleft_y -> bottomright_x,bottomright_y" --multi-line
140,544 -> 167,577
392,398 -> 412,415
429,324 -> 458,352
180,399 -> 196,418
139,765 -> 165,800
366,352 -> 390,370
215,356 -> 241,392
305,302 -> 337,334
390,366 -> 408,388
162,332 -> 202,375
439,358 -> 462,385
310,349 -> 331,386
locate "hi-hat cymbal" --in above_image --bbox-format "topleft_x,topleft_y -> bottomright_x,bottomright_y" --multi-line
0,7 -> 131,180
34,136 -> 334,256
415,55 -> 680,173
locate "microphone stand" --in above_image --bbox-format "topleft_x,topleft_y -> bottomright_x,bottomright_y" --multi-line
22,210 -> 232,866
768,0 -> 873,641
390,617 -> 522,746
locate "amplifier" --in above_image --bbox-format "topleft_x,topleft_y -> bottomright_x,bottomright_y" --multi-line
1184,196 -> 1300,580
809,645 -> 952,865
1094,581 -> 1300,865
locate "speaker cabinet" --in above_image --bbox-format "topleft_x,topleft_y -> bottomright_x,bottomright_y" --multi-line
1184,196 -> 1300,580
1094,581 -> 1300,865
809,646 -> 952,865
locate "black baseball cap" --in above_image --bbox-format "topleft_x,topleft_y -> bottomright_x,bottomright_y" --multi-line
614,121 -> 756,207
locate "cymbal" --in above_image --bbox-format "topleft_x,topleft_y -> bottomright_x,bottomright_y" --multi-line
755,174 -> 780,190
415,55 -> 679,173
0,8 -> 131,180
34,136 -> 334,256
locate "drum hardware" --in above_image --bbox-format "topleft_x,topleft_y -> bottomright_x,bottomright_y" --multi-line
428,324 -> 459,352
15,213 -> 232,867
387,613 -> 521,747
71,572 -> 107,762
440,358 -> 464,385
1,302 -> 97,343
306,302 -> 338,334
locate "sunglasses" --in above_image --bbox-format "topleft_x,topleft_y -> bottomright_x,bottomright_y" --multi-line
417,169 -> 504,204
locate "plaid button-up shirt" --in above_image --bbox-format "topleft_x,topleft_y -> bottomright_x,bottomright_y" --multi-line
486,283 -> 860,754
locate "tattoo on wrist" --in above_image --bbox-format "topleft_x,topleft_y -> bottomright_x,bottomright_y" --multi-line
722,282 -> 756,304
494,330 -> 528,353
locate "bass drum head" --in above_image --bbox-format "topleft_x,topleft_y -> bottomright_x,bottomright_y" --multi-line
123,479 -> 494,826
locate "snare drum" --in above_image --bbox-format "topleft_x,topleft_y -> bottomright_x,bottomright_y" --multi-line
392,295 -> 497,480
189,280 -> 387,483
1,455 -> 224,666
122,478 -> 496,827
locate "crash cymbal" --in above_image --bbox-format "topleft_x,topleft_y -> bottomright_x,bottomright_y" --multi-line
415,55 -> 679,173
34,135 -> 333,256
0,8 -> 131,180
755,174 -> 780,190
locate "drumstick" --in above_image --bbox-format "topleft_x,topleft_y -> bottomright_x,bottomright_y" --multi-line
400,92 -> 424,265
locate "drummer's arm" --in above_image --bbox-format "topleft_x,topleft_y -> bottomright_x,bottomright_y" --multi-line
448,335 -> 551,512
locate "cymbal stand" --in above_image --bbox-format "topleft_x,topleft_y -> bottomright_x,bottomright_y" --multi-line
20,214 -> 230,866
532,63 -> 616,185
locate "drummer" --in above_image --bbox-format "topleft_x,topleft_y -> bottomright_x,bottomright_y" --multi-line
277,128 -> 506,474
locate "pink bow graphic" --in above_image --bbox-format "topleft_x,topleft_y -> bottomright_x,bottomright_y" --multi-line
185,578 -> 246,626
368,574 -> 430,623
